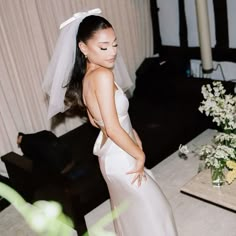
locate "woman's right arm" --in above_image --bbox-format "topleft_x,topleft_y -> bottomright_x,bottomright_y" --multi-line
94,69 -> 146,185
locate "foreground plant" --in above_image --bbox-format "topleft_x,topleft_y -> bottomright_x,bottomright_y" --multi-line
0,182 -> 74,235
0,182 -> 128,235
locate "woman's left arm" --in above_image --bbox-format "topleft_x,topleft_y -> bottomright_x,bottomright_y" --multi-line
133,129 -> 143,150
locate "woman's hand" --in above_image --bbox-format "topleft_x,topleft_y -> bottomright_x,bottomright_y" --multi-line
126,156 -> 146,187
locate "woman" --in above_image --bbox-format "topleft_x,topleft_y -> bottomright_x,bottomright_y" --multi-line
44,10 -> 177,236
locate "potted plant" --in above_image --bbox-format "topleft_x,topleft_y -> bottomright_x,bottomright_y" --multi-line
198,81 -> 236,186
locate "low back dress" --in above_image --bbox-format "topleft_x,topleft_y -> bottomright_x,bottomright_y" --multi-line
93,82 -> 178,236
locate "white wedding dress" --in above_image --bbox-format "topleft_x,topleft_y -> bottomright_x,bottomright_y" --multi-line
93,82 -> 178,236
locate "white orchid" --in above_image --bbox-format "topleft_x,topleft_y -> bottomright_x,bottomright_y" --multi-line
179,144 -> 189,154
178,144 -> 190,160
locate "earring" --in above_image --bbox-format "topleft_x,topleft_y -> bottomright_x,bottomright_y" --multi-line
84,54 -> 88,58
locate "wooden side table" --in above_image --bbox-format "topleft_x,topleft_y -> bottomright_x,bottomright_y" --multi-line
181,169 -> 236,212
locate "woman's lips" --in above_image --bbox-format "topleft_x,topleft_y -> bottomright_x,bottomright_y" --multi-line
106,58 -> 115,63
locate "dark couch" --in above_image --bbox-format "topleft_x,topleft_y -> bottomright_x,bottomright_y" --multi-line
1,122 -> 109,235
129,57 -> 235,168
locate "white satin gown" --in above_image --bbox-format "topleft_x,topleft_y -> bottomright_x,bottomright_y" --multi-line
93,82 -> 178,236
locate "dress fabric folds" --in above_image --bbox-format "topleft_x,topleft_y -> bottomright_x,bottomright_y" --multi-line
93,82 -> 178,236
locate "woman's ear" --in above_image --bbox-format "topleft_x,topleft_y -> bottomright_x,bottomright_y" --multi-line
78,42 -> 88,57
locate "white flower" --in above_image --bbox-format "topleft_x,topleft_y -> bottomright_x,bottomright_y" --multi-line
214,145 -> 235,160
199,82 -> 236,132
198,82 -> 236,184
179,144 -> 189,155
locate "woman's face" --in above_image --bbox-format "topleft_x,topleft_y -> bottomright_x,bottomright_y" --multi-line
80,27 -> 118,69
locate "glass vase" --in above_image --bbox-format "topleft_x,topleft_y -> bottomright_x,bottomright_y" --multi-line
211,167 -> 225,187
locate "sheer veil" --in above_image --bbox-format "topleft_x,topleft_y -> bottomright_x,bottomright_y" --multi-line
42,8 -> 133,120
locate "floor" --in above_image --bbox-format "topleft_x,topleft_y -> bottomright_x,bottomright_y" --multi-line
85,129 -> 236,236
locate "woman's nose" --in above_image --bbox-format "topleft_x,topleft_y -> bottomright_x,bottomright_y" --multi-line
111,47 -> 117,56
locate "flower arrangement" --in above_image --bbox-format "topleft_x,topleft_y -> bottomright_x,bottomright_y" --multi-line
198,81 -> 236,185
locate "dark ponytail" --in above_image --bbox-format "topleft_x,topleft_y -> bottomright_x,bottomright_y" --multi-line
64,15 -> 112,116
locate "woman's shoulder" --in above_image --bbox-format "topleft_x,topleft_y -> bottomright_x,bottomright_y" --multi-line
91,67 -> 114,78
90,67 -> 114,85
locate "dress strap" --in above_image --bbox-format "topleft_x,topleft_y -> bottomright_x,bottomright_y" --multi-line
114,81 -> 123,91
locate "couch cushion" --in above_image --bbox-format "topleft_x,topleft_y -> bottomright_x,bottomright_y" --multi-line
19,130 -> 72,173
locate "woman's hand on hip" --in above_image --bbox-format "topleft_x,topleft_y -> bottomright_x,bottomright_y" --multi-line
126,156 -> 146,187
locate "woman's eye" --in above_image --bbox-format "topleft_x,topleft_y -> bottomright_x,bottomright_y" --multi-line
100,44 -> 118,50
